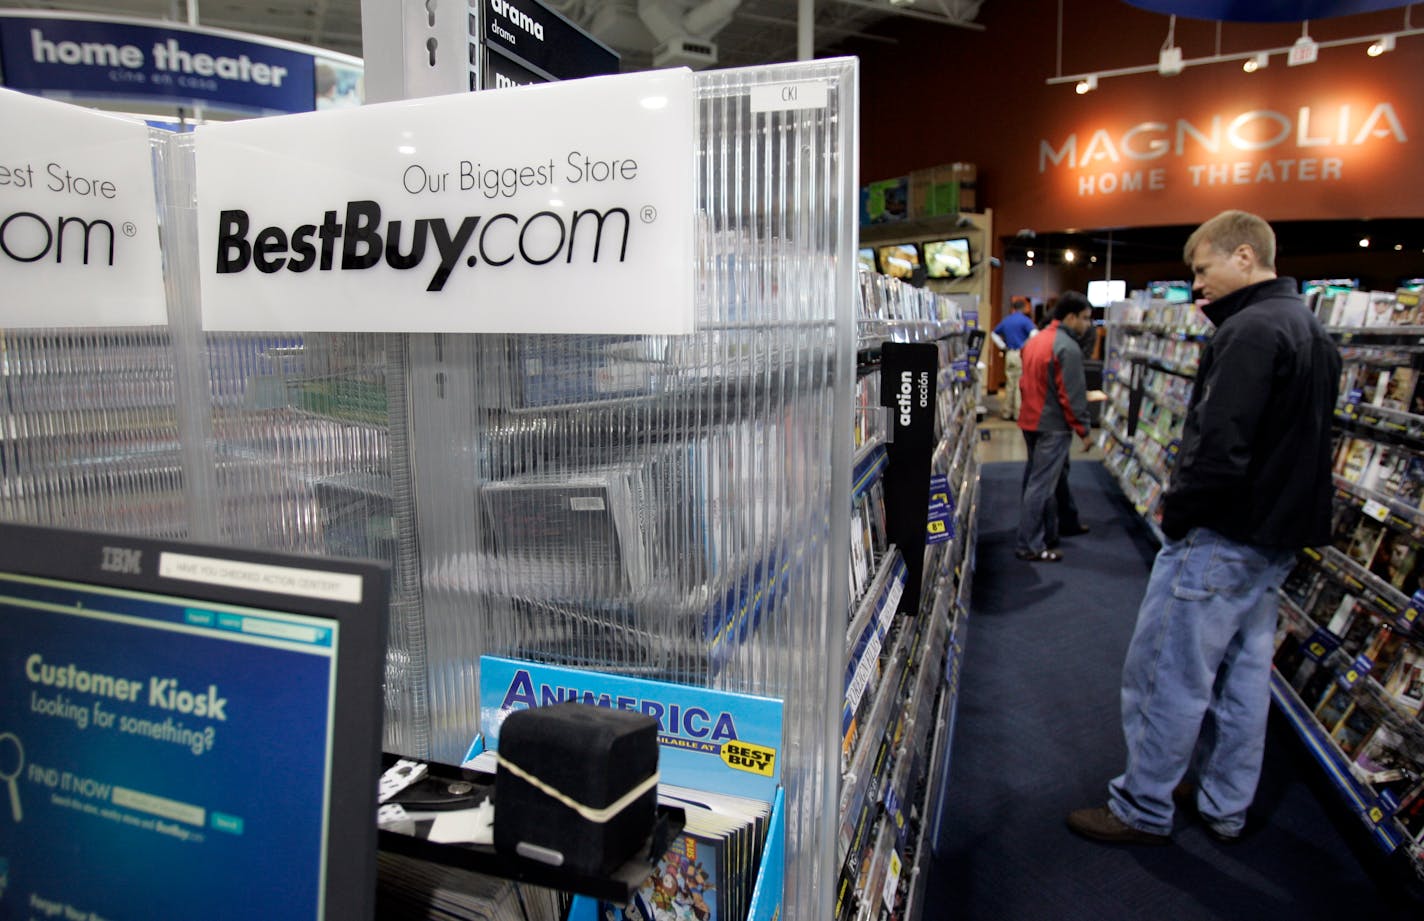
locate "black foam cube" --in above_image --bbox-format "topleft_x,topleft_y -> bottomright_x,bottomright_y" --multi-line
494,702 -> 659,876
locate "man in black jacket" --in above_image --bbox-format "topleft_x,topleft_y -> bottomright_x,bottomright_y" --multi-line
1067,211 -> 1341,845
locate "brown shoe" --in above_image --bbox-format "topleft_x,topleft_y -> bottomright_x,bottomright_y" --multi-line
1066,806 -> 1170,846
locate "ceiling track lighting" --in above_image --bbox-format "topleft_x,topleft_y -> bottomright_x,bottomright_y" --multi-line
1289,22 -> 1319,66
1369,34 -> 1396,56
1242,52 -> 1269,73
1046,14 -> 1424,90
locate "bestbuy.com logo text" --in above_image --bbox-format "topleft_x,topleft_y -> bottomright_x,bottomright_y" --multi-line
215,200 -> 632,292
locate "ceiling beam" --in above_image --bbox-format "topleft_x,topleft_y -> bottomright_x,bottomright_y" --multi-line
830,0 -> 984,30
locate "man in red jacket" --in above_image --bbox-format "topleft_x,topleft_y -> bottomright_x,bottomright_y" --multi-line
1015,293 -> 1094,562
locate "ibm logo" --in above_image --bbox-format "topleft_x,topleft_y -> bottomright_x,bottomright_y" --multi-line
100,546 -> 142,575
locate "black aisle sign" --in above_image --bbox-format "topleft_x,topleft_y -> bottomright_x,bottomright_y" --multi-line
481,0 -> 618,82
484,47 -> 549,89
880,342 -> 939,617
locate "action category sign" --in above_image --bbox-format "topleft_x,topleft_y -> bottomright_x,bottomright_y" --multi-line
0,87 -> 166,327
194,68 -> 696,335
0,12 -> 317,115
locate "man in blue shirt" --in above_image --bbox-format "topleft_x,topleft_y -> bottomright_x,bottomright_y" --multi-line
992,296 -> 1037,420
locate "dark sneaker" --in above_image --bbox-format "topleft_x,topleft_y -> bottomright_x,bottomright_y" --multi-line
1066,806 -> 1170,846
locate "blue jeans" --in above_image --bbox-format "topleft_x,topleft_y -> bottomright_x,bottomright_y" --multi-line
1108,528 -> 1295,836
1016,430 -> 1071,554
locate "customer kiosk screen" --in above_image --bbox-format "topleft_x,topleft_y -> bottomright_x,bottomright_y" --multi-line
0,522 -> 388,921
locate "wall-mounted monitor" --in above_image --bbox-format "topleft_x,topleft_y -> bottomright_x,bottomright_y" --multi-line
0,522 -> 389,920
1087,279 -> 1126,307
1302,278 -> 1360,297
857,247 -> 878,273
922,238 -> 973,279
1148,281 -> 1193,303
876,243 -> 920,280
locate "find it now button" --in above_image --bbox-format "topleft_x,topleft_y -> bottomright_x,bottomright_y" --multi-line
211,812 -> 244,835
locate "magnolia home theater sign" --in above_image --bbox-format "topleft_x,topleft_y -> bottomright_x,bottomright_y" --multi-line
1040,100 -> 1407,197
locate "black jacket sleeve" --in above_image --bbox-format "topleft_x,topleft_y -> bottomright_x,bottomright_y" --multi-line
1159,322 -> 1277,540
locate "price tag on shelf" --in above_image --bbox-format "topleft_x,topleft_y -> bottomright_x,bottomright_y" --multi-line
1338,664 -> 1363,690
1399,607 -> 1421,633
880,578 -> 904,631
1303,628 -> 1340,662
881,849 -> 903,913
1352,653 -> 1375,677
1363,499 -> 1391,523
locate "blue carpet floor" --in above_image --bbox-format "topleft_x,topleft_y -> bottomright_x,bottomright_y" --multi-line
922,460 -> 1422,920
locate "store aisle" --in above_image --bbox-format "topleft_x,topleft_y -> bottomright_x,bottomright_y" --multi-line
922,460 -> 1421,920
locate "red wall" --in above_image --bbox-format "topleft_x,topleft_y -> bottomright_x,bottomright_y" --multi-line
851,0 -> 1424,238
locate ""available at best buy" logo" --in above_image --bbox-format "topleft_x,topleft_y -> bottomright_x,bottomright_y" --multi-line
215,199 -> 632,292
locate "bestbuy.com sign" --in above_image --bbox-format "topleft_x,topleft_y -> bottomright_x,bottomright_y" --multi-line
195,69 -> 694,335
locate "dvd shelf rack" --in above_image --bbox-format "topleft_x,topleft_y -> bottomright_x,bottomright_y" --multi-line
1098,296 -> 1206,540
1268,326 -> 1424,876
835,271 -> 980,921
1103,296 -> 1424,880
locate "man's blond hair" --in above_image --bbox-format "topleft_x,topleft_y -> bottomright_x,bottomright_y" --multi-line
1183,210 -> 1276,270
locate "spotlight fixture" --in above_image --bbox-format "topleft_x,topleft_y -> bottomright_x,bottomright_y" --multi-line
1158,14 -> 1183,76
1243,52 -> 1269,73
1026,258 -> 1035,267
1075,74 -> 1098,94
1026,250 -> 1035,259
1396,244 -> 1404,252
1158,46 -> 1184,76
1064,249 -> 1076,263
1288,23 -> 1318,66
1368,34 -> 1396,56
1359,237 -> 1371,248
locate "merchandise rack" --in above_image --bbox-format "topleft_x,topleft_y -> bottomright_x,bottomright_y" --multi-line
1099,296 -> 1196,544
835,273 -> 981,921
1269,669 -> 1406,852
0,52 -> 991,917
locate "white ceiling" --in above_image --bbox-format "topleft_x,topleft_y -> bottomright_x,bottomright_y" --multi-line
2,0 -> 986,71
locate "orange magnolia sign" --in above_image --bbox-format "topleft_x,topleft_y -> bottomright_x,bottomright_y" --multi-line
1004,64 -> 1424,231
1040,102 -> 1404,193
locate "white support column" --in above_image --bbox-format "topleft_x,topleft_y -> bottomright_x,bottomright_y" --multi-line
360,0 -> 473,104
798,0 -> 814,60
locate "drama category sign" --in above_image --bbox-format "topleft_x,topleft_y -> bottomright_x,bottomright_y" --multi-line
0,88 -> 167,328
194,69 -> 695,335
